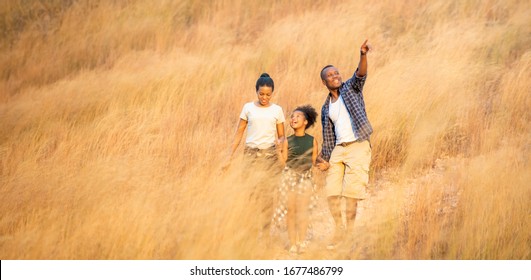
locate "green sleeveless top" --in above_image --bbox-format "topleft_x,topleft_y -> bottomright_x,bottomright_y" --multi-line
286,134 -> 314,171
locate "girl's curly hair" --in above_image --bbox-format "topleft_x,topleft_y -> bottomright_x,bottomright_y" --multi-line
294,105 -> 318,129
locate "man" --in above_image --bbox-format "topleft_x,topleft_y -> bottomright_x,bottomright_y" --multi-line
316,40 -> 373,249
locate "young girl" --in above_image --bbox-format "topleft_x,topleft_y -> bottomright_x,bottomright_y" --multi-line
279,105 -> 319,254
225,73 -> 286,235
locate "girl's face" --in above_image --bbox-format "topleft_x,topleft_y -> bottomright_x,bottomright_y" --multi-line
256,86 -> 273,106
290,111 -> 308,130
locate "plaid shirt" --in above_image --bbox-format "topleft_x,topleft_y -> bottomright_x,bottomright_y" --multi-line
320,70 -> 373,161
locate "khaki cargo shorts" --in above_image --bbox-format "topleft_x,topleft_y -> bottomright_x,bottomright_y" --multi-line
325,140 -> 371,199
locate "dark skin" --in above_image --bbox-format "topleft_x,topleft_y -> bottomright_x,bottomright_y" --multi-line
317,40 -> 371,241
222,85 -> 285,171
318,39 -> 370,107
280,110 -> 319,251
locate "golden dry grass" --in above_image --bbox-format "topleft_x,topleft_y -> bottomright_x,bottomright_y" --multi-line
0,0 -> 529,259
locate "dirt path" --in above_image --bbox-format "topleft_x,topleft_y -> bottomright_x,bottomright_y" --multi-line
270,181 -> 397,259
269,158 -> 460,259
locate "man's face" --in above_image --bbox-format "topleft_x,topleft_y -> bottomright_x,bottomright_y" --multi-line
321,67 -> 342,90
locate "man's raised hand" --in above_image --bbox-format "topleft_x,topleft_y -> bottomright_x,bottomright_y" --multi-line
361,39 -> 372,55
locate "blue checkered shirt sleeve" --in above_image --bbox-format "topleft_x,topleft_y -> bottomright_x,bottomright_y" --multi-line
320,99 -> 336,161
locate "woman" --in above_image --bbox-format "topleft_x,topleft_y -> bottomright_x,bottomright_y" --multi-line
225,72 -> 286,237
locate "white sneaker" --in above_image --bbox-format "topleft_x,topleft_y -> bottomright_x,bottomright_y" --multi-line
289,245 -> 298,254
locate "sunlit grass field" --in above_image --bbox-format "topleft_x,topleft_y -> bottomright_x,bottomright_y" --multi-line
0,0 -> 529,259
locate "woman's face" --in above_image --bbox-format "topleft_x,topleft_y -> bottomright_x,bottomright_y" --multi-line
256,86 -> 273,106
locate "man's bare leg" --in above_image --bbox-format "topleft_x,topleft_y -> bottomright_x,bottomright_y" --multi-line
345,197 -> 359,242
327,195 -> 344,249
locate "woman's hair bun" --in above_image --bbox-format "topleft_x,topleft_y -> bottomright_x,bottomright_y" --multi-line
256,72 -> 274,91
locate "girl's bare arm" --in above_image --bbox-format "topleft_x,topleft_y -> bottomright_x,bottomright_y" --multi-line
312,137 -> 319,166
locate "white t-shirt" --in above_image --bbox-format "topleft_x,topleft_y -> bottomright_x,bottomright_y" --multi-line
329,96 -> 357,144
239,102 -> 285,149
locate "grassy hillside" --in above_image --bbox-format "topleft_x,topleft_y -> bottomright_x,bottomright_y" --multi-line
0,0 -> 529,259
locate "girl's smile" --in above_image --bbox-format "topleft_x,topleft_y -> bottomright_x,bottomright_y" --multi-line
290,111 -> 307,130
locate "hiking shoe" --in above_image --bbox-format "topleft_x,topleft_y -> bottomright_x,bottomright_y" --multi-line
326,242 -> 337,250
298,241 -> 308,253
289,245 -> 298,254
327,225 -> 346,250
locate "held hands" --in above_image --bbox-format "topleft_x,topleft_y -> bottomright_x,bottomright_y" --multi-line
315,156 -> 330,171
316,161 -> 330,171
276,137 -> 287,165
275,137 -> 284,151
